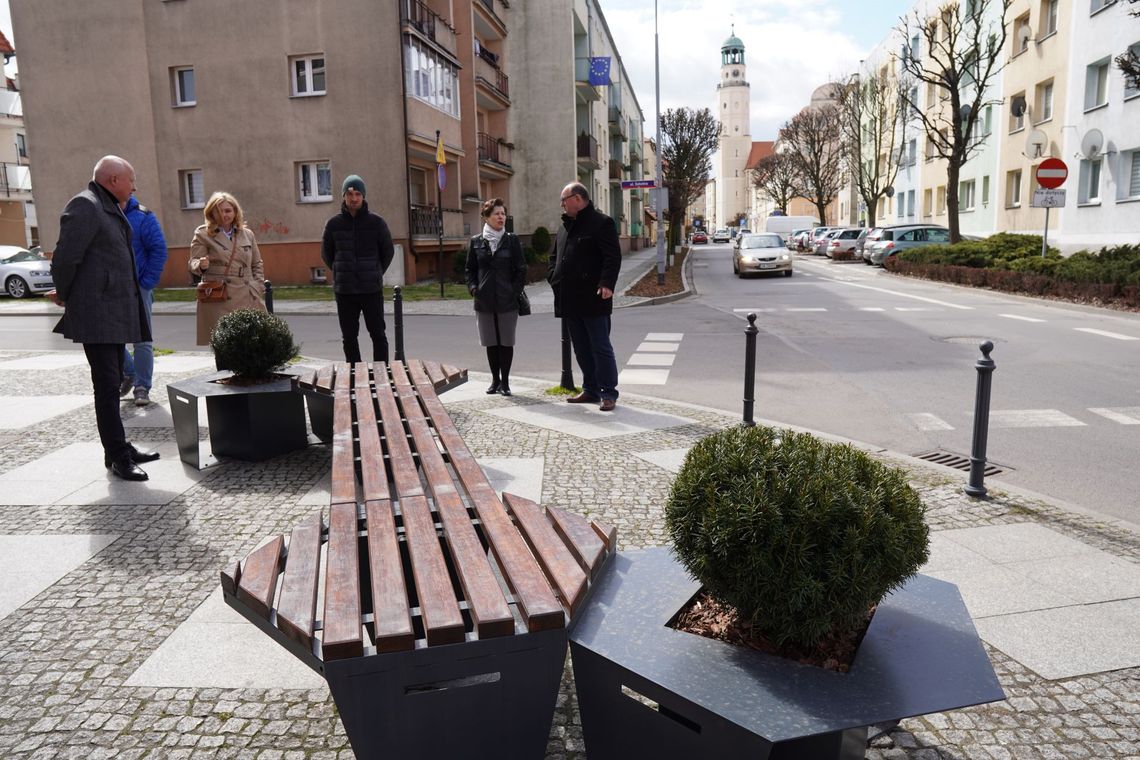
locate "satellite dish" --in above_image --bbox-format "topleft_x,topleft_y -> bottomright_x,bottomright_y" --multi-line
1025,129 -> 1048,159
1081,128 -> 1104,159
1010,95 -> 1027,118
1017,25 -> 1032,50
958,104 -> 972,125
884,186 -> 895,198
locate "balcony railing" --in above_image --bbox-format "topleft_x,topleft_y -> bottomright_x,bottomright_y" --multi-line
474,55 -> 510,100
476,0 -> 507,31
576,133 -> 601,167
0,162 -> 31,197
608,160 -> 624,181
402,0 -> 457,56
410,204 -> 465,238
477,132 -> 512,167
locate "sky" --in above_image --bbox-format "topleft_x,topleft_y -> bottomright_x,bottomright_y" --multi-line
0,0 -> 915,139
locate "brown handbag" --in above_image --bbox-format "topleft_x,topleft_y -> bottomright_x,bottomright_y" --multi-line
195,232 -> 239,303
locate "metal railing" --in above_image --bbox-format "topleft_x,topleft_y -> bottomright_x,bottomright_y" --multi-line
576,133 -> 600,165
402,0 -> 457,55
477,132 -> 512,167
474,55 -> 510,99
0,162 -> 31,197
410,204 -> 465,237
608,160 -> 624,181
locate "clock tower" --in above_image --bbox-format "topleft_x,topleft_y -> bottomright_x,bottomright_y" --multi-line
716,28 -> 751,230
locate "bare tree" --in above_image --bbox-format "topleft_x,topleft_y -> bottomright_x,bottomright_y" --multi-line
660,107 -> 720,254
1115,1 -> 1140,90
751,152 -> 803,214
836,70 -> 907,228
897,0 -> 1010,243
779,105 -> 844,226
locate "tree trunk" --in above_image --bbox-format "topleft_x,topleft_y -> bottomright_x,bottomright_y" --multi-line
946,160 -> 961,244
815,199 -> 829,226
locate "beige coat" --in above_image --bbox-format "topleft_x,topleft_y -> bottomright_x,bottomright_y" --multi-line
190,224 -> 266,345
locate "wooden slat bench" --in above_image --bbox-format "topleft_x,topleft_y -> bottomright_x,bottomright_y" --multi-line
222,359 -> 616,759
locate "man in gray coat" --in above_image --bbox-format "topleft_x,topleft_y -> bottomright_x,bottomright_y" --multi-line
50,156 -> 159,481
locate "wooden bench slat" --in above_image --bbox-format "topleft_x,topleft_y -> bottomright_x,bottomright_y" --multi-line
413,382 -> 564,632
423,359 -> 447,389
330,365 -> 357,507
322,502 -> 364,660
441,364 -> 466,386
298,370 -> 317,390
402,391 -> 514,639
276,511 -> 323,647
220,560 -> 241,596
591,518 -> 618,551
545,505 -> 607,578
503,494 -> 588,616
354,363 -> 390,503
374,372 -> 423,498
237,535 -> 284,619
399,494 -> 466,646
365,498 -> 415,653
315,363 -> 335,394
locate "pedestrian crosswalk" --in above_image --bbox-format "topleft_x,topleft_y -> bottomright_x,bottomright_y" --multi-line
619,332 -> 680,386
906,407 -> 1140,431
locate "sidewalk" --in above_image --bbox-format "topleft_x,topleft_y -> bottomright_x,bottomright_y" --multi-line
0,345 -> 1135,759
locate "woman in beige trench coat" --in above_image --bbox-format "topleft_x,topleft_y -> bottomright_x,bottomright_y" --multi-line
189,191 -> 266,345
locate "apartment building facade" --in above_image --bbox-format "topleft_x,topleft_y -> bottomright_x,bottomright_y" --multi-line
0,32 -> 33,249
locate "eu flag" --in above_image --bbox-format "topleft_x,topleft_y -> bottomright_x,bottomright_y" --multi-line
588,56 -> 611,86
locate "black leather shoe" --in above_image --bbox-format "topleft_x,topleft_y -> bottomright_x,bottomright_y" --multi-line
486,380 -> 501,394
566,392 -> 600,404
110,460 -> 149,481
499,384 -> 512,397
104,446 -> 161,469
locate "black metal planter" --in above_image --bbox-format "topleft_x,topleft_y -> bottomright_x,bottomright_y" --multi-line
569,547 -> 1004,760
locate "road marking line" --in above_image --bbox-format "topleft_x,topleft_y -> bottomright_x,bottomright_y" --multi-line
634,342 -> 679,353
823,279 -> 974,310
1087,407 -> 1140,425
999,313 -> 1046,323
859,307 -> 886,312
895,307 -> 935,312
618,368 -> 670,385
907,413 -> 955,431
732,308 -> 776,313
627,353 -> 676,367
645,333 -> 683,341
988,409 -> 1087,428
786,307 -> 827,312
1074,328 -> 1139,341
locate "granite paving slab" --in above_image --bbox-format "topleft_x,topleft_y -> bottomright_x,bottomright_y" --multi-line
0,533 -> 119,620
484,399 -> 694,440
0,395 -> 93,429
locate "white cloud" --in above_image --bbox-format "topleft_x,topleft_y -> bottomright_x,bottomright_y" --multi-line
602,0 -> 867,140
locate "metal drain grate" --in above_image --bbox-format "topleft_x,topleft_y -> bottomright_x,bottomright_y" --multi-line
913,449 -> 1007,476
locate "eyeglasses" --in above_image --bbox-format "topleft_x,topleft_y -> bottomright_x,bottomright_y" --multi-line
560,194 -> 576,203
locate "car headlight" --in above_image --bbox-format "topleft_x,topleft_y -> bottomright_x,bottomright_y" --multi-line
32,270 -> 52,278
780,254 -> 790,261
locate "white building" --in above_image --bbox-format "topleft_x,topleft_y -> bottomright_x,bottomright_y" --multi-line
714,30 -> 752,230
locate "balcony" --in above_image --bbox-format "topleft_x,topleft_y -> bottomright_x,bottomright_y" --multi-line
473,0 -> 507,39
608,108 -> 628,140
0,162 -> 32,199
410,204 -> 465,239
402,0 -> 458,58
576,133 -> 602,169
608,160 -> 624,181
477,132 -> 514,174
574,58 -> 602,102
474,52 -> 510,109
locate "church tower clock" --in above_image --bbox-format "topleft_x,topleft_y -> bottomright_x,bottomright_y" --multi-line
715,28 -> 752,231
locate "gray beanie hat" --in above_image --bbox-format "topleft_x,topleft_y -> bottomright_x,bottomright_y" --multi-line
341,174 -> 366,197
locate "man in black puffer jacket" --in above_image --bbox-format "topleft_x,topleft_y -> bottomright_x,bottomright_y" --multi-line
321,175 -> 395,362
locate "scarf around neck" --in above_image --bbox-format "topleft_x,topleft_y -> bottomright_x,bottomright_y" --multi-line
481,223 -> 506,251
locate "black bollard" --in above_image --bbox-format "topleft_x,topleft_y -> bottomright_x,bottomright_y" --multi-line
964,340 -> 996,498
264,279 -> 274,313
742,313 -> 758,427
393,286 -> 405,363
560,320 -> 576,390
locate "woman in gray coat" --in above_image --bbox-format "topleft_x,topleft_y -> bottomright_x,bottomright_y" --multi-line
465,198 -> 526,396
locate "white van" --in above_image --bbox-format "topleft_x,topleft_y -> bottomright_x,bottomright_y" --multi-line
764,215 -> 819,244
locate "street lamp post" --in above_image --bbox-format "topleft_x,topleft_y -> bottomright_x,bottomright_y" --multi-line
655,0 -> 665,286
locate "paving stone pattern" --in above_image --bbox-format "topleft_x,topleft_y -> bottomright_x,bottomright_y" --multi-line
0,354 -> 1137,759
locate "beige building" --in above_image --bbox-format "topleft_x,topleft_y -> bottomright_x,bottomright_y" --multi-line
0,31 -> 33,249
715,31 -> 752,230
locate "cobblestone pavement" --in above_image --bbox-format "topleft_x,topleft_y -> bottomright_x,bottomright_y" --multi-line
0,355 -> 1136,759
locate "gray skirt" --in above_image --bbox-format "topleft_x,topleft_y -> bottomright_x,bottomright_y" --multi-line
476,309 -> 519,346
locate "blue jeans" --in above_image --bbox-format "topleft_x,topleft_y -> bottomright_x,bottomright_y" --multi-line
565,315 -> 619,401
123,288 -> 154,391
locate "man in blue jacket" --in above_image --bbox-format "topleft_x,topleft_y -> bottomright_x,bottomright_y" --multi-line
121,194 -> 168,406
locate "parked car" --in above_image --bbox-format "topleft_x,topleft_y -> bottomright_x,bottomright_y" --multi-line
867,225 -> 951,266
805,226 -> 833,252
787,228 -> 811,250
852,227 -> 870,258
861,227 -> 886,263
825,227 -> 864,259
691,231 -> 708,244
0,246 -> 54,299
733,233 -> 793,277
712,228 -> 731,243
812,229 -> 842,256
793,229 -> 813,251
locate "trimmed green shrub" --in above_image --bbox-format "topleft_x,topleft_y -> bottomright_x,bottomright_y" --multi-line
665,426 -> 929,650
531,226 -> 552,257
210,309 -> 300,380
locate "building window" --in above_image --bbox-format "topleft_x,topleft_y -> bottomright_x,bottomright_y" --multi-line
1125,151 -> 1140,199
960,180 -> 976,211
1010,91 -> 1026,132
936,185 -> 946,215
1091,0 -> 1117,14
1035,80 -> 1054,122
982,175 -> 991,206
297,161 -> 332,202
983,105 -> 992,135
1079,158 -> 1103,203
907,139 -> 917,165
1085,59 -> 1111,110
907,189 -> 915,217
291,55 -> 326,96
897,193 -> 905,219
1014,14 -> 1031,54
1007,169 -> 1022,207
180,169 -> 204,209
1040,0 -> 1059,36
15,133 -> 26,159
171,66 -> 196,107
923,188 -> 933,216
1128,43 -> 1140,100
404,39 -> 460,118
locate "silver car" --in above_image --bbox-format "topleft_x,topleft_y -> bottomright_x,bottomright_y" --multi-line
867,225 -> 950,266
812,229 -> 842,256
733,233 -> 793,277
0,246 -> 54,298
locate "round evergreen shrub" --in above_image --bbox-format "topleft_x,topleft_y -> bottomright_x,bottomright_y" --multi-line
210,309 -> 300,381
531,226 -> 552,256
665,425 -> 929,650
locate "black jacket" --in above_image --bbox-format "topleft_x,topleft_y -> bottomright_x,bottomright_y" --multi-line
321,201 -> 395,295
547,202 -> 621,318
465,232 -> 526,313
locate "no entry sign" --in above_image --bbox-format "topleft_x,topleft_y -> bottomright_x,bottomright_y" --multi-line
1036,158 -> 1068,189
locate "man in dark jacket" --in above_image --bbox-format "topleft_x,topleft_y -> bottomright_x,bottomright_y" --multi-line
121,194 -> 168,407
321,175 -> 395,363
49,156 -> 159,481
548,182 -> 622,411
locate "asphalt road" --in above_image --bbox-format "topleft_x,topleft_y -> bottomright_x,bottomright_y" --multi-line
6,245 -> 1137,526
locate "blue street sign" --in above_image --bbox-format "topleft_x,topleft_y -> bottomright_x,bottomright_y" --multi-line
621,179 -> 656,189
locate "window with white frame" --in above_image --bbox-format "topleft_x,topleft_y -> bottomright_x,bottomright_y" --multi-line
297,161 -> 332,202
983,105 -> 993,135
910,34 -> 920,61
15,133 -> 26,159
1007,169 -> 1022,206
180,169 -> 204,208
907,189 -> 915,216
1015,14 -> 1031,54
936,185 -> 946,214
923,188 -> 933,216
171,66 -> 196,106
897,193 -> 906,219
1091,0 -> 1117,13
1040,0 -> 1058,36
960,180 -> 976,211
909,86 -> 919,115
1085,58 -> 1111,110
1035,80 -> 1054,122
982,175 -> 990,206
291,55 -> 326,96
404,39 -> 460,118
1127,43 -> 1140,99
1126,151 -> 1140,198
1079,157 -> 1103,203
907,139 -> 917,165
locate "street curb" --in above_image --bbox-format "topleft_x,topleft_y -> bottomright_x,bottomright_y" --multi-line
620,246 -> 694,307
